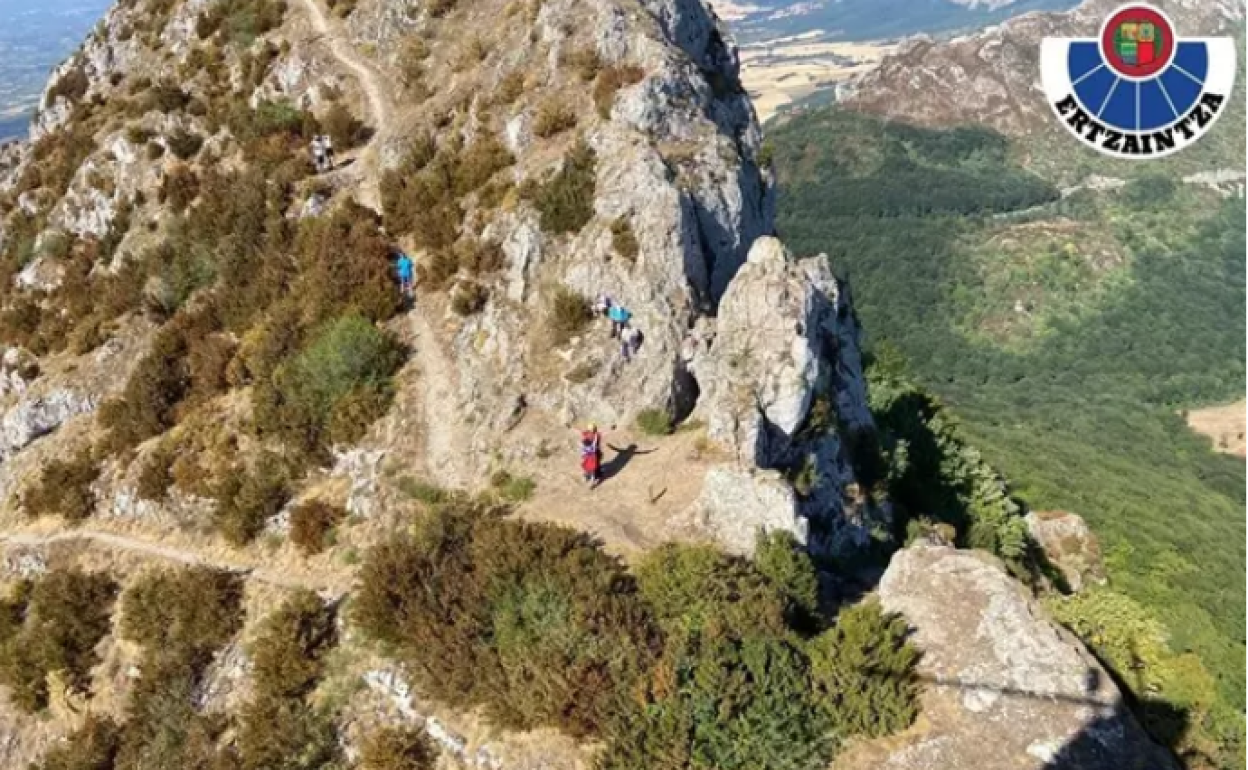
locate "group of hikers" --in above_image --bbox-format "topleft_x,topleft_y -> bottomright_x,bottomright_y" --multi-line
309,134 -> 337,173
593,294 -> 644,362
384,252 -> 643,490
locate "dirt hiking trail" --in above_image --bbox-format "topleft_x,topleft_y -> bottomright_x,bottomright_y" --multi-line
298,0 -> 393,210
0,529 -> 341,594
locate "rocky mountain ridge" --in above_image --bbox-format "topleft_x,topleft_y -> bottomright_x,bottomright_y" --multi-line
0,0 -> 1188,766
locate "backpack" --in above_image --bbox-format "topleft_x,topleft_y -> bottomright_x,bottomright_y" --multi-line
580,432 -> 598,455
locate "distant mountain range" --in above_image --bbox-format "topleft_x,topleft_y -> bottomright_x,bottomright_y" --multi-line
0,0 -> 113,142
710,0 -> 1079,44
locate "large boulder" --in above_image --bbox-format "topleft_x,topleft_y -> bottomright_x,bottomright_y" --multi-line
1026,510 -> 1107,594
834,546 -> 1179,770
687,236 -> 883,556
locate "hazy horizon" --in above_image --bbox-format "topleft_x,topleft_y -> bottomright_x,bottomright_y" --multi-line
0,0 -> 112,141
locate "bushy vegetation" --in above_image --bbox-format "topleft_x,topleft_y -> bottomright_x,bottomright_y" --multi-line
381,132 -> 513,251
288,500 -> 347,555
23,451 -> 100,522
254,314 -> 404,457
354,501 -> 657,737
610,217 -> 639,262
0,569 -> 117,711
529,140 -> 596,235
1046,589 -> 1241,769
545,286 -> 590,344
212,452 -> 291,545
532,99 -> 578,138
635,407 -> 673,437
771,105 -> 1246,766
355,503 -> 920,764
119,566 -> 244,679
248,589 -> 337,699
593,65 -> 645,120
358,726 -> 436,770
235,591 -> 340,770
31,715 -> 121,770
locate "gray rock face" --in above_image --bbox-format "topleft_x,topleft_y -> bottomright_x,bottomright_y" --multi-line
688,236 -> 882,556
0,389 -> 97,461
1026,510 -> 1107,594
834,546 -> 1179,770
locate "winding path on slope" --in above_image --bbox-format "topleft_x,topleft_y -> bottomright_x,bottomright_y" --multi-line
295,0 -> 466,480
297,0 -> 392,210
0,529 -> 341,593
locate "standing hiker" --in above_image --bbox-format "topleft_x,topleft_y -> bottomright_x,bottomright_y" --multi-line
322,134 -> 336,170
394,248 -> 414,304
310,135 -> 326,173
621,325 -> 643,362
607,304 -> 631,338
580,423 -> 603,488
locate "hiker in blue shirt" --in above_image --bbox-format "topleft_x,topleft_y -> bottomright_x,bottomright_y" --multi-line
394,248 -> 414,303
607,304 -> 631,338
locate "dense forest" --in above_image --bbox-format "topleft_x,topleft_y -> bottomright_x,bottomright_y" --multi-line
771,108 -> 1246,769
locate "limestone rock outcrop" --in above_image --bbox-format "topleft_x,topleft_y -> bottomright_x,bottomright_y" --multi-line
687,236 -> 884,556
1026,510 -> 1107,594
834,545 -> 1179,770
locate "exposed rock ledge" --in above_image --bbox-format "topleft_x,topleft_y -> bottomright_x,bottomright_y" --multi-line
834,546 -> 1179,770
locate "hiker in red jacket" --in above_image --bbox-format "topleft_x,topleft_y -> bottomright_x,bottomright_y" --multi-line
580,423 -> 603,488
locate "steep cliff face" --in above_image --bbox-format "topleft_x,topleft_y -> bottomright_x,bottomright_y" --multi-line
687,236 -> 885,556
835,546 -> 1180,770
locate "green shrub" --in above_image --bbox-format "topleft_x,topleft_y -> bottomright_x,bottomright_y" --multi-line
635,543 -> 789,637
532,141 -> 596,234
288,500 -> 347,555
166,128 -> 204,160
249,590 -> 337,698
427,0 -> 456,16
159,164 -> 199,212
353,504 -> 657,737
0,568 -> 117,712
235,693 -> 340,770
532,99 -> 578,138
30,715 -> 121,770
561,48 -> 602,82
23,451 -> 99,522
119,566 -> 244,676
453,135 -> 514,196
99,325 -> 192,451
116,675 -> 225,770
396,477 -> 448,504
635,408 -> 672,437
610,217 -> 639,262
592,65 -> 645,120
806,600 -> 920,738
455,237 -> 505,275
601,633 -> 830,770
320,101 -> 369,149
254,315 -> 404,455
489,469 -> 535,502
450,281 -> 489,316
358,726 -> 436,770
47,63 -> 90,104
135,442 -> 175,502
292,203 -> 400,324
754,530 -> 819,622
212,453 -> 290,545
493,71 -> 525,106
546,286 -> 590,344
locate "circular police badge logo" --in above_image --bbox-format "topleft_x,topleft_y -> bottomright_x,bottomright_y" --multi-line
1040,4 -> 1237,159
